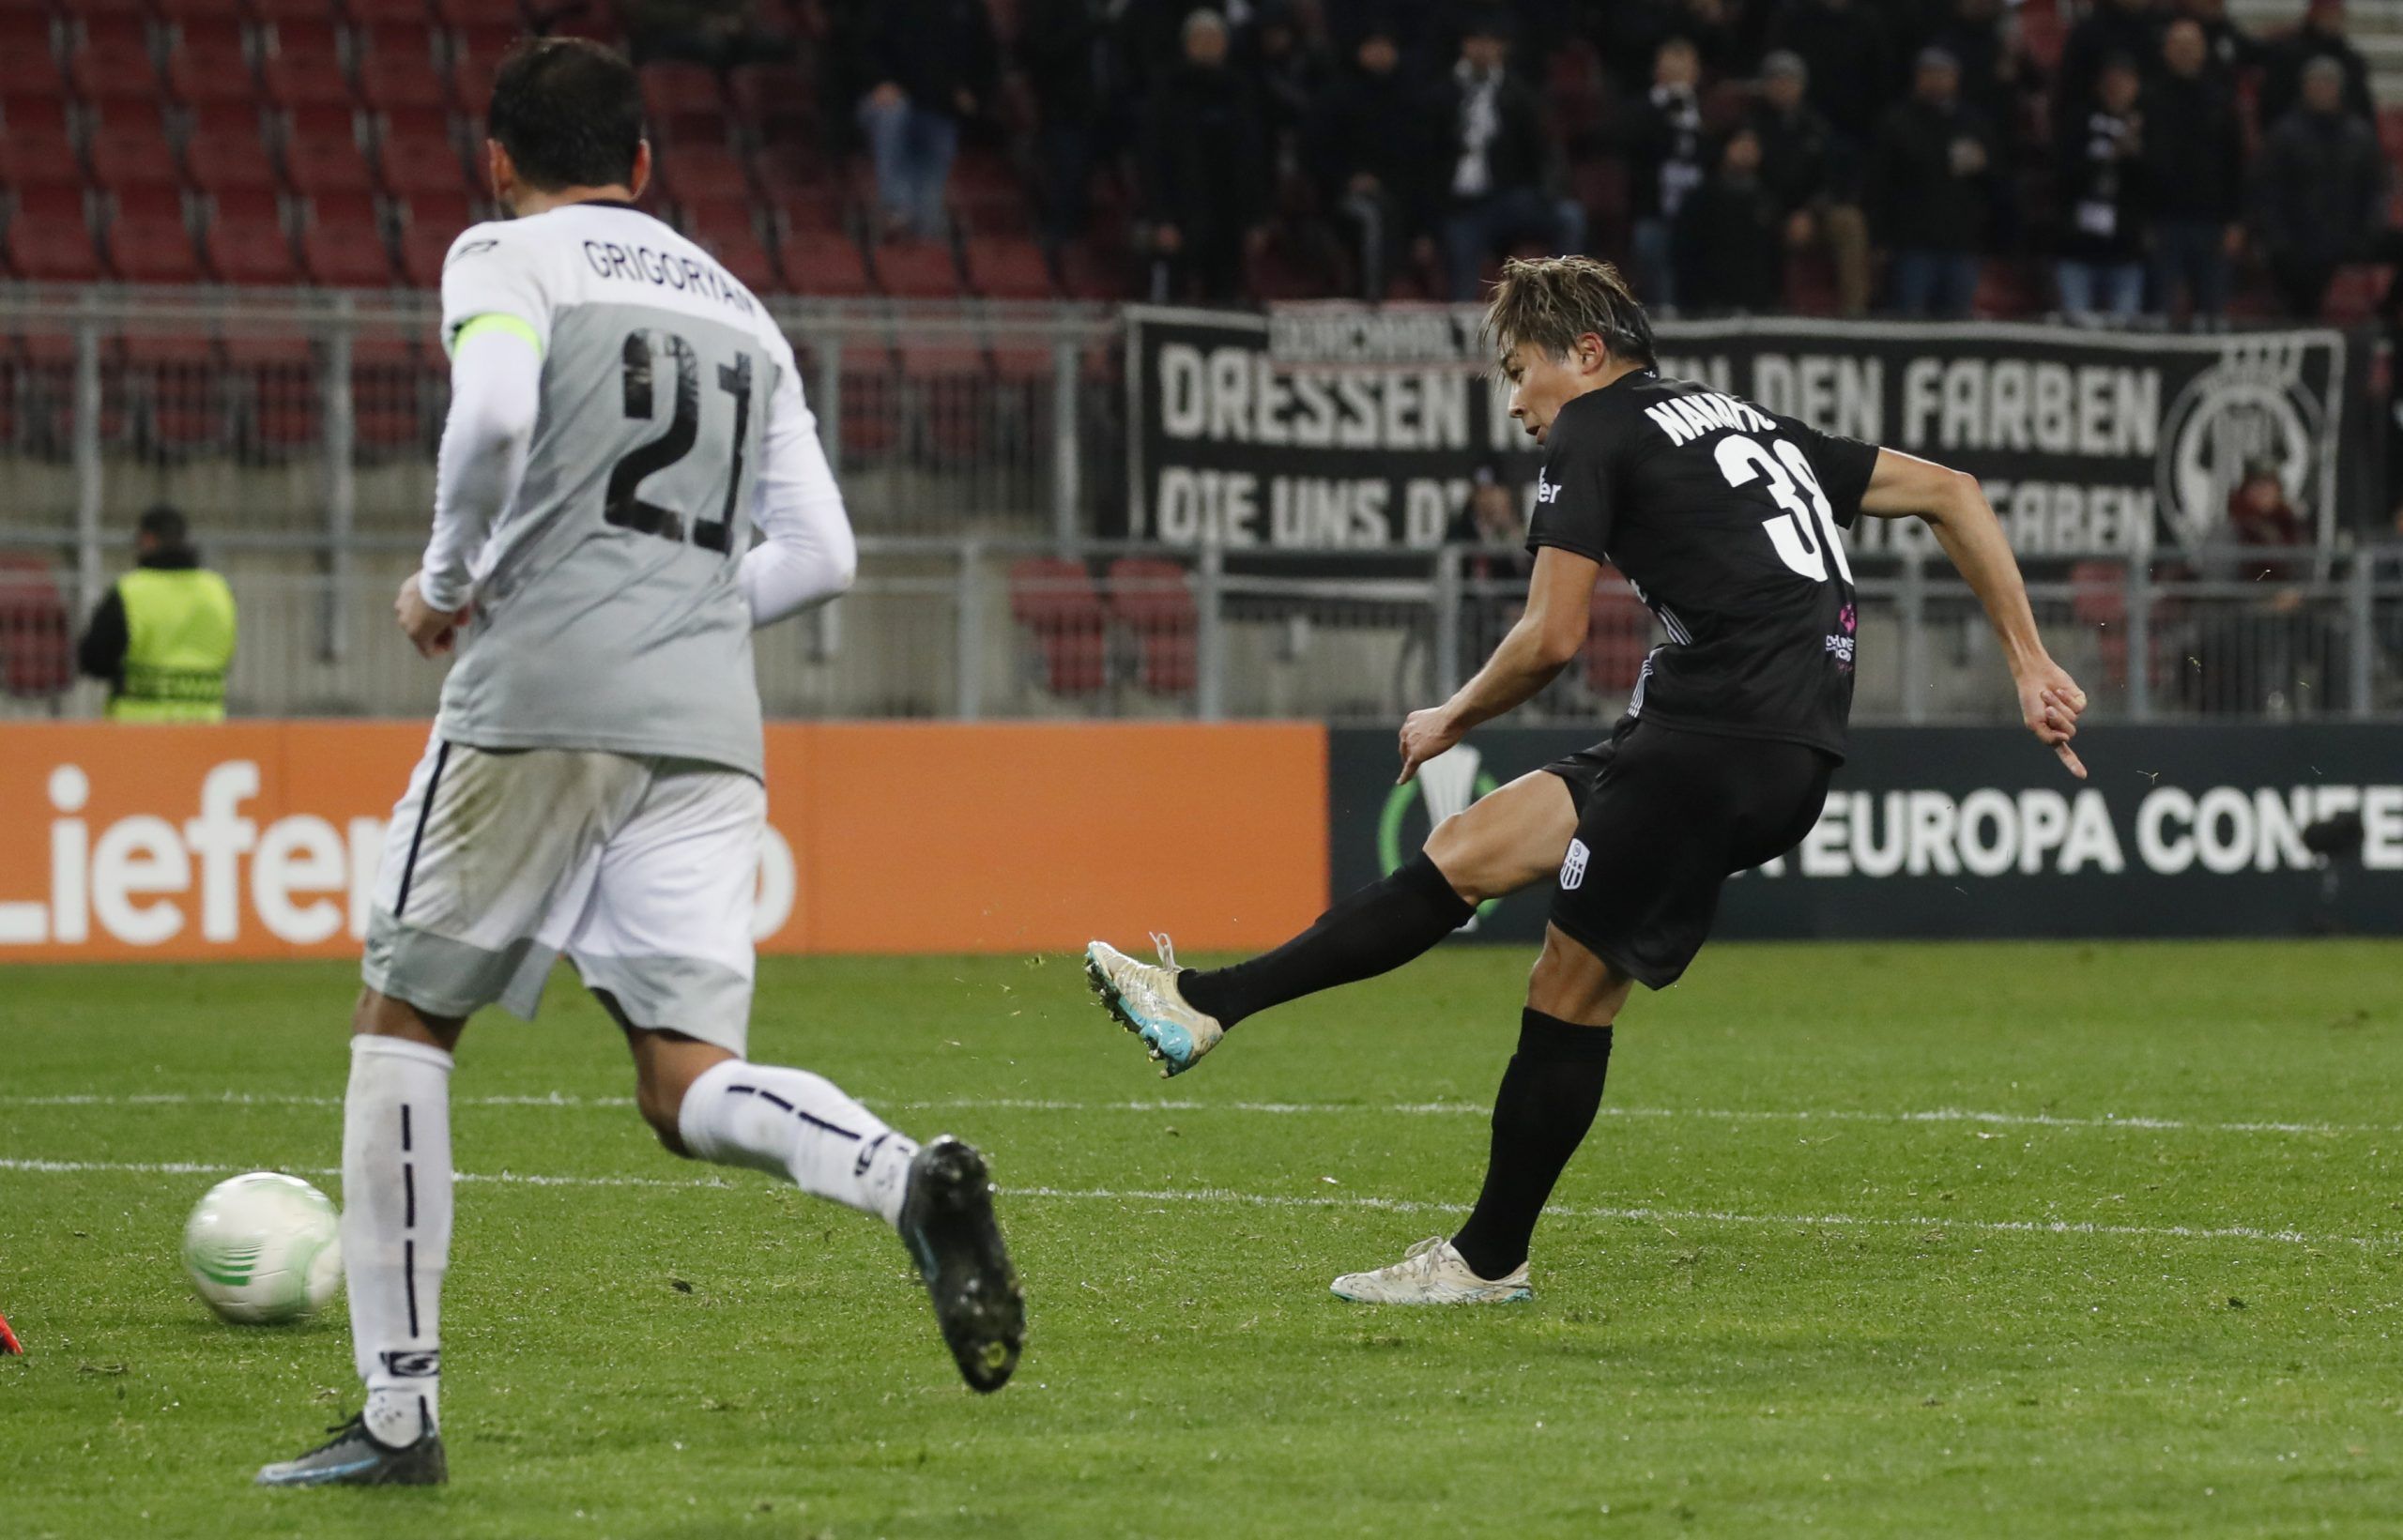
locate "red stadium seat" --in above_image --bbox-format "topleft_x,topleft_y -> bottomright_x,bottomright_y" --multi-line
450,53 -> 497,115
122,335 -> 227,452
86,115 -> 183,194
726,61 -> 815,142
0,19 -> 63,97
250,0 -> 344,23
205,194 -> 303,283
449,22 -> 518,66
154,0 -> 251,23
0,121 -> 82,195
0,555 -> 76,702
261,44 -> 355,111
350,0 -> 437,23
639,62 -> 727,145
358,51 -> 449,114
67,37 -> 163,105
1584,578 -> 1654,693
781,229 -> 874,297
962,236 -> 1054,299
947,147 -> 1030,236
226,334 -> 321,450
1054,239 -> 1131,300
283,132 -> 377,197
376,132 -> 468,196
675,193 -> 760,241
162,35 -> 260,105
110,204 -> 206,283
4,191 -> 102,281
396,221 -> 451,286
1105,557 -> 1197,694
351,335 -> 434,452
184,121 -> 276,194
874,238 -> 963,297
688,221 -> 780,297
656,141 -> 751,202
299,198 -> 396,285
1007,557 -> 1107,696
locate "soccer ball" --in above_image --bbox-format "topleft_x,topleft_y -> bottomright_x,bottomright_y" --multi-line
181,1172 -> 344,1325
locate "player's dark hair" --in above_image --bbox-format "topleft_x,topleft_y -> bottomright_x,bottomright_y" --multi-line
486,38 -> 643,192
1483,255 -> 1658,372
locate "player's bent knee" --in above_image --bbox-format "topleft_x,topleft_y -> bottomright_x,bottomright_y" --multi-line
1525,925 -> 1632,1026
351,987 -> 466,1051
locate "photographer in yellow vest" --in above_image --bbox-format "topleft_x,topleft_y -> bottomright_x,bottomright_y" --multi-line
75,505 -> 237,722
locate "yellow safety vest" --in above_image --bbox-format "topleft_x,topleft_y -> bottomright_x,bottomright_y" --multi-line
110,567 -> 237,723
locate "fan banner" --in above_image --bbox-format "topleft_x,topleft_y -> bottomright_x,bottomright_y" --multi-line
1331,724 -> 2403,942
1120,307 -> 2373,557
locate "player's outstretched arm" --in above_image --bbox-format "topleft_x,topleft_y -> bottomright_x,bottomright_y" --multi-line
1856,449 -> 2089,778
740,364 -> 857,628
405,324 -> 543,657
1398,547 -> 1601,784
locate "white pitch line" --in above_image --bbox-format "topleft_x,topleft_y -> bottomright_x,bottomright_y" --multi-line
0,1157 -> 2389,1252
0,1091 -> 2385,1139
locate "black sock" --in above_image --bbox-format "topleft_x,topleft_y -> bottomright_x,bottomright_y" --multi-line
1178,854 -> 1475,1029
1449,1010 -> 1613,1281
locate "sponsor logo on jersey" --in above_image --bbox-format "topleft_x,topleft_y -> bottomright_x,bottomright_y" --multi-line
1560,838 -> 1590,891
1535,472 -> 1561,504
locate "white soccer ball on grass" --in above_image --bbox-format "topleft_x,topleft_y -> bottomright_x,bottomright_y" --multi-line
181,1172 -> 344,1325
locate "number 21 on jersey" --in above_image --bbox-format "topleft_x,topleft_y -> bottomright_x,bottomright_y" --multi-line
1714,435 -> 1854,585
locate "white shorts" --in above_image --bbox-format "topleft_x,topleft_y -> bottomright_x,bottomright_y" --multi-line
361,736 -> 763,1054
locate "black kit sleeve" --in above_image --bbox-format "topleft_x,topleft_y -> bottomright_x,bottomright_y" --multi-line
1524,403 -> 1622,563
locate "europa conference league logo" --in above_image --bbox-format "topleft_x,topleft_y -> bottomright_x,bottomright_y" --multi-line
1378,744 -> 1503,928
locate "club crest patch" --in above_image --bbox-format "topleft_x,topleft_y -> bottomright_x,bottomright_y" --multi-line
1560,838 -> 1589,891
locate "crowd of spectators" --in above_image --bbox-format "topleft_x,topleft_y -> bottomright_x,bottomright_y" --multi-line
719,0 -> 2397,320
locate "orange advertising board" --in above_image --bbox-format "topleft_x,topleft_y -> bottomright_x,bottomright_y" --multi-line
0,722 -> 1327,961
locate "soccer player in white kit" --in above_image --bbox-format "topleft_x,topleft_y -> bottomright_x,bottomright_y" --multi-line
258,39 -> 1022,1488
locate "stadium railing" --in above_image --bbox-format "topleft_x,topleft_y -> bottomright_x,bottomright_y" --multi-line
5,541 -> 2398,725
6,286 -> 2398,725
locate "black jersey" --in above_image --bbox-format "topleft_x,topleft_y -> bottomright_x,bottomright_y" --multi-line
1525,368 -> 1881,758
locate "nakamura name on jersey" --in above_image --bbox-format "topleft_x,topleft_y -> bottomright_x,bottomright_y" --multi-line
1526,368 -> 1880,758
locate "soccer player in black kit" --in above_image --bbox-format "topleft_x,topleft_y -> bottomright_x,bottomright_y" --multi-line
1087,255 -> 2090,1303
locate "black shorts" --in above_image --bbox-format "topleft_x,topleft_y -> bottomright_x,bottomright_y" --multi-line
1540,719 -> 1835,990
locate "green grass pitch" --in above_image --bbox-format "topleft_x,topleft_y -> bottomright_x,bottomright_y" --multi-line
4,941 -> 2401,1537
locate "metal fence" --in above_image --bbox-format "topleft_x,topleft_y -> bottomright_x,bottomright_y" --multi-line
8,541 -> 2399,724
6,286 -> 2400,726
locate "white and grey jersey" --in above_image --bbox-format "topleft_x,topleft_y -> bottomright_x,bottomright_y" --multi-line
431,202 -> 801,779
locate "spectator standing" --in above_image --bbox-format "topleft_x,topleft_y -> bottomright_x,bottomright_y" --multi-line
2055,56 -> 2150,321
1245,2 -> 1332,179
1870,47 -> 1998,317
2172,0 -> 2261,81
1433,14 -> 1584,301
2252,56 -> 2386,318
1763,0 -> 1897,150
2259,0 -> 2375,127
1674,126 -> 1785,312
1306,24 -> 1436,298
76,506 -> 237,723
1621,36 -> 1708,312
853,0 -> 999,241
2057,0 -> 2166,131
1746,49 -> 1872,314
1020,0 -> 1109,247
1140,10 -> 1272,301
2146,18 -> 2245,325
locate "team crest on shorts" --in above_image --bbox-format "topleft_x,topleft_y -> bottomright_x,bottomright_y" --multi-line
1560,838 -> 1590,891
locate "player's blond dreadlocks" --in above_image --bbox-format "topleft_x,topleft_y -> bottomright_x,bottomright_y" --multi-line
1481,255 -> 1657,372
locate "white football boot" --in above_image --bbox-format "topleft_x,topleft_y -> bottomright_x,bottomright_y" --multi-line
1329,1237 -> 1532,1304
1083,934 -> 1225,1078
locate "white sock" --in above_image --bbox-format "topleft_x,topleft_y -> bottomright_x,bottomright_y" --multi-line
677,1060 -> 919,1227
343,1034 -> 452,1447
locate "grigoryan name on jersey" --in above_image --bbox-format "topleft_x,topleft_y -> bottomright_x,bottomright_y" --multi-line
434,202 -> 802,779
